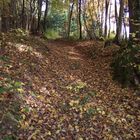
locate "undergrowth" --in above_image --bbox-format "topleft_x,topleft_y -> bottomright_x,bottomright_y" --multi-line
111,42 -> 140,88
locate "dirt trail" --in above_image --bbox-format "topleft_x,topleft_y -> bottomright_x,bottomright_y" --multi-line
0,35 -> 139,139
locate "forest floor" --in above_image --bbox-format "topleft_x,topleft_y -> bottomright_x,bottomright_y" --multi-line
0,33 -> 140,140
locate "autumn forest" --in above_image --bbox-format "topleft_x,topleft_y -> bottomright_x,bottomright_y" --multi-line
0,0 -> 140,139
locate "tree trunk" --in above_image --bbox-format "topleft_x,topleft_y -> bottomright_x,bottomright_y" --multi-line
108,3 -> 112,38
29,0 -> 37,33
104,0 -> 109,38
115,0 -> 124,44
37,0 -> 42,32
1,0 -> 9,32
21,0 -> 26,29
43,0 -> 48,32
128,0 -> 140,41
67,1 -> 74,38
100,1 -> 104,37
78,0 -> 82,39
9,0 -> 17,29
83,11 -> 92,39
0,8 -> 2,32
123,13 -> 127,40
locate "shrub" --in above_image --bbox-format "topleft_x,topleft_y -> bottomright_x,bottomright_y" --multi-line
43,29 -> 60,39
11,28 -> 28,36
111,42 -> 140,87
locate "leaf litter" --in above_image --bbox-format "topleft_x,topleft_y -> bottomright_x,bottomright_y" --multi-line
0,33 -> 140,139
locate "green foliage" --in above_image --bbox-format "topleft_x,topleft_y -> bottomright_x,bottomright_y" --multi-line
108,31 -> 116,40
47,12 -> 66,29
66,81 -> 87,93
0,56 -> 9,62
0,0 -> 10,7
0,79 -> 23,94
0,87 -> 6,94
22,106 -> 30,113
70,61 -> 81,70
3,135 -> 16,140
46,12 -> 67,38
44,29 -> 60,39
14,28 -> 28,36
111,42 -> 140,87
80,95 -> 90,105
80,91 -> 96,105
86,107 -> 96,116
88,91 -> 97,97
50,0 -> 68,12
46,11 -> 79,39
98,36 -> 105,41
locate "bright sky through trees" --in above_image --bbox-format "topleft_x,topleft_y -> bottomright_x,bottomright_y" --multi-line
41,0 -> 130,38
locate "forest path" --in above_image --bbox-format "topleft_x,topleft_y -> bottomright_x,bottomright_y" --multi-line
0,35 -> 139,139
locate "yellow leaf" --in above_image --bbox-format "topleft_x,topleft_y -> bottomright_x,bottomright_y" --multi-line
101,111 -> 105,115
78,137 -> 83,140
75,126 -> 79,132
17,88 -> 24,93
37,95 -> 44,101
38,120 -> 43,124
20,121 -> 29,129
34,114 -> 38,118
22,114 -> 26,120
28,129 -> 40,140
56,130 -> 60,134
69,100 -> 79,106
47,131 -> 51,136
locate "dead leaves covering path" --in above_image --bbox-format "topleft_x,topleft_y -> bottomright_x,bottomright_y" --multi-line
0,33 -> 140,140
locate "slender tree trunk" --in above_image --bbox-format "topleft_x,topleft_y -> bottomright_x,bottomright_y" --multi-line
115,0 -> 124,44
78,0 -> 82,39
104,0 -> 110,38
114,0 -> 118,28
83,10 -> 92,39
123,13 -> 127,40
108,3 -> 112,38
43,0 -> 48,32
98,0 -> 103,37
67,1 -> 74,38
128,0 -> 134,37
128,0 -> 140,41
37,0 -> 42,32
1,0 -> 9,32
82,0 -> 92,39
0,7 -> 2,32
100,1 -> 104,37
29,0 -> 37,33
21,0 -> 26,29
9,0 -> 16,29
